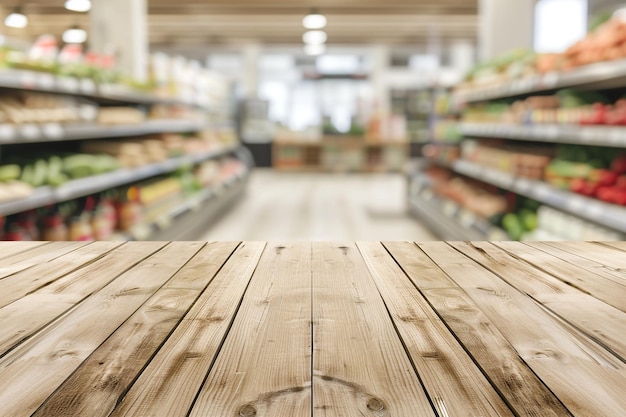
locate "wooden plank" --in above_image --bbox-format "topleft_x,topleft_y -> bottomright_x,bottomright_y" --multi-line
0,241 -> 124,308
598,241 -> 626,252
0,242 -> 202,417
32,242 -> 240,417
356,242 -> 515,417
311,242 -> 436,417
187,242 -> 311,417
384,241 -> 573,417
109,242 -> 266,417
492,241 -> 626,313
0,241 -> 48,260
416,241 -> 626,417
544,241 -> 626,272
0,241 -> 87,280
525,241 -> 626,286
0,242 -> 166,358
451,241 -> 626,360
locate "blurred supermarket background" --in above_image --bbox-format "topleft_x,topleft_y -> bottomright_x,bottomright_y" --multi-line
0,0 -> 626,241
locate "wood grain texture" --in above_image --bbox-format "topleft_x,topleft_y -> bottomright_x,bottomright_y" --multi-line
384,241 -> 573,417
417,241 -> 626,417
598,241 -> 626,252
312,242 -> 436,417
525,241 -> 626,286
0,242 -> 200,417
109,242 -> 266,417
492,241 -> 626,313
0,241 -> 48,260
357,242 -> 514,417
451,241 -> 626,361
188,242 -> 311,417
0,241 -> 86,280
32,242 -> 239,417
0,241 -> 123,308
544,241 -> 626,272
0,242 -> 165,359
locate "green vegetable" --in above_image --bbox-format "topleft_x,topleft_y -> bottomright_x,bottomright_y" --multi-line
0,164 -> 21,182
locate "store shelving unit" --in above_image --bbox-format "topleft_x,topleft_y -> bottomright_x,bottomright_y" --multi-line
0,145 -> 241,217
0,119 -> 213,144
273,136 -> 408,172
451,160 -> 626,233
411,57 -> 626,240
0,69 -> 202,107
461,123 -> 626,147
454,57 -> 626,104
0,69 -> 250,240
408,173 -> 510,240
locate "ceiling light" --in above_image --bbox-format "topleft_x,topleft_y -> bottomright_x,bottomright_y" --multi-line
4,8 -> 28,29
63,27 -> 87,44
65,0 -> 92,12
303,13 -> 327,29
304,44 -> 326,56
303,30 -> 327,45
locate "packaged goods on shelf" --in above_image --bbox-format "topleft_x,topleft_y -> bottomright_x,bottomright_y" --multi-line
527,206 -> 624,241
0,156 -> 247,241
0,92 -> 98,125
460,139 -> 553,180
96,107 -> 146,125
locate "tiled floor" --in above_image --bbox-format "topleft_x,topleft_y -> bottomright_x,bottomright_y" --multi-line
201,169 -> 436,241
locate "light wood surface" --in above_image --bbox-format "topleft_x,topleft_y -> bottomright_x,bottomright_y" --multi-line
0,241 -> 624,417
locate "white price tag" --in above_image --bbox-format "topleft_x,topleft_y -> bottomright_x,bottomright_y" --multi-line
19,124 -> 41,140
586,202 -> 604,219
20,72 -> 37,88
533,183 -> 552,200
57,76 -> 79,92
37,73 -> 55,90
421,189 -> 434,201
443,201 -> 457,217
516,178 -> 532,193
544,126 -> 559,140
80,78 -> 96,94
132,225 -> 152,241
42,123 -> 64,139
0,124 -> 16,142
543,72 -> 559,88
156,216 -> 171,230
566,196 -> 585,212
609,129 -> 625,145
459,210 -> 476,228
581,129 -> 596,143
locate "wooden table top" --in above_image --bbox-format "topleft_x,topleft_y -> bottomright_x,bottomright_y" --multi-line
1,241 -> 625,417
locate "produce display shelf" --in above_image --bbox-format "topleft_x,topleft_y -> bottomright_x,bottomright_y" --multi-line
452,159 -> 626,233
0,119 -> 211,145
454,58 -> 626,103
409,174 -> 510,241
461,123 -> 626,148
0,145 -> 241,217
126,170 -> 249,241
0,69 -> 202,107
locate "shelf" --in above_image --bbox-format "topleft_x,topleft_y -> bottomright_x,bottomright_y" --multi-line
0,119 -> 211,145
0,69 -> 203,107
461,123 -> 626,148
146,172 -> 249,241
454,58 -> 626,103
0,144 -> 241,216
128,169 -> 249,241
409,174 -> 509,240
451,159 -> 626,233
408,176 -> 509,240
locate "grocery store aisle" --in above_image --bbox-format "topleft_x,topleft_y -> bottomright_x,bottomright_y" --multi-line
201,169 -> 436,241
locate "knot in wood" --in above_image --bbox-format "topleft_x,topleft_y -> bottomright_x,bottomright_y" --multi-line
239,404 -> 257,416
366,397 -> 385,411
